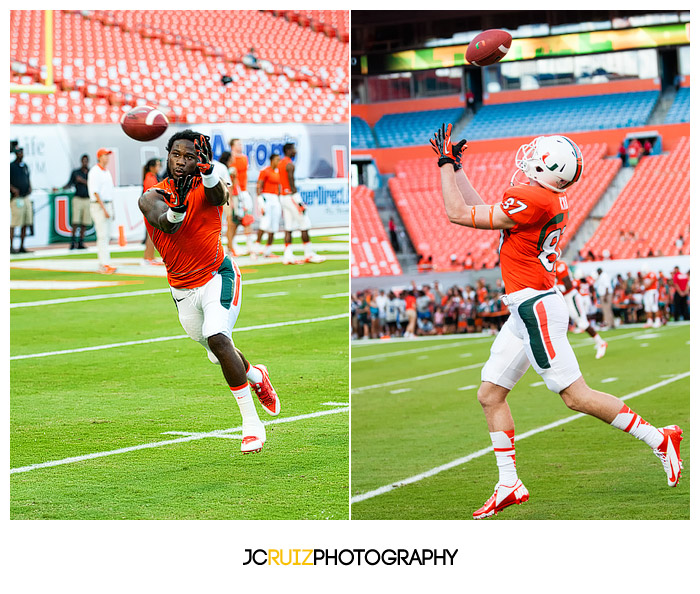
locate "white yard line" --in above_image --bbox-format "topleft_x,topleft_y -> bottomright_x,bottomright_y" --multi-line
10,269 -> 349,309
350,372 -> 689,504
10,406 -> 349,475
10,313 -> 349,361
351,363 -> 485,393
351,339 -> 490,363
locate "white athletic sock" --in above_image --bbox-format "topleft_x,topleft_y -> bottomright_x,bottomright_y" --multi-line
303,241 -> 313,257
284,243 -> 293,259
246,234 -> 254,251
611,404 -> 663,449
231,383 -> 261,425
264,244 -> 272,256
246,364 -> 263,384
593,334 -> 605,346
490,429 -> 518,486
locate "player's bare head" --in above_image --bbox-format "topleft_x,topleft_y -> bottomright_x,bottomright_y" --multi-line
230,138 -> 242,153
512,135 -> 583,192
270,153 -> 280,167
166,129 -> 204,179
80,154 -> 89,166
283,142 -> 296,157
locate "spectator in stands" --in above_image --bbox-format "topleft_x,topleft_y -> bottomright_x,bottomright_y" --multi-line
618,142 -> 627,167
434,306 -> 445,334
675,234 -> 685,254
142,158 -> 163,265
672,266 -> 690,321
627,138 -> 642,166
594,267 -> 614,329
417,254 -> 433,273
87,148 -> 116,274
643,139 -> 652,156
243,47 -> 260,69
463,252 -> 474,269
388,216 -> 400,252
385,291 -> 400,337
10,145 -> 33,254
466,90 -> 475,114
62,154 -> 91,250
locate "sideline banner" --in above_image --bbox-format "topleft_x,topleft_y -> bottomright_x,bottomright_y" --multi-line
48,191 -> 96,244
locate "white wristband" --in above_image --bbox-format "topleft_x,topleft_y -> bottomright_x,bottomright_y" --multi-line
201,171 -> 219,188
166,208 -> 186,223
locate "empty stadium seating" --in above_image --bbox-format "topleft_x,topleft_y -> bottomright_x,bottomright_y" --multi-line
10,10 -> 348,125
665,87 -> 690,123
374,107 -> 464,147
351,116 -> 376,148
452,92 -> 658,141
351,185 -> 403,278
584,137 -> 690,260
388,144 -> 620,270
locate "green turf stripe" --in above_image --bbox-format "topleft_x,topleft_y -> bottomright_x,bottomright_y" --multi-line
518,291 -> 556,369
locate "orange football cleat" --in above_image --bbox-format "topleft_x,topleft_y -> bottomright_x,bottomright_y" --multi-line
653,425 -> 683,487
473,480 -> 529,519
250,365 -> 280,416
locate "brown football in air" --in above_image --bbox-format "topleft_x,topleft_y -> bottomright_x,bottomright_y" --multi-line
466,29 -> 512,67
120,105 -> 169,141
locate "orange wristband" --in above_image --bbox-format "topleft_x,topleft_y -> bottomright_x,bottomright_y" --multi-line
471,206 -> 476,228
489,205 -> 494,230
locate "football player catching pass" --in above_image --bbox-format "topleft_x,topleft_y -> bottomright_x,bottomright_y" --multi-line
139,130 -> 280,454
554,259 -> 607,358
431,124 -> 683,519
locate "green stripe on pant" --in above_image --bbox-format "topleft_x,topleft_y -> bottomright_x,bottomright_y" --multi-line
518,291 -> 556,370
218,257 -> 235,310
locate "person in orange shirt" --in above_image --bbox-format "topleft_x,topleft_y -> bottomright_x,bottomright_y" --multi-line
139,129 -> 280,454
229,138 -> 255,255
142,158 -> 164,265
641,264 -> 661,328
253,153 -> 282,259
278,142 -> 324,264
433,123 -> 682,519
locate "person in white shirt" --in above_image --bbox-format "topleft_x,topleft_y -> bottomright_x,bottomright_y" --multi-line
594,267 -> 614,329
88,148 -> 116,274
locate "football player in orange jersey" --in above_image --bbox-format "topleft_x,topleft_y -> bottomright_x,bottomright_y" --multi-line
641,263 -> 662,328
229,138 -> 255,255
253,153 -> 282,259
431,124 -> 683,519
278,142 -> 325,264
554,259 -> 607,358
139,130 -> 280,455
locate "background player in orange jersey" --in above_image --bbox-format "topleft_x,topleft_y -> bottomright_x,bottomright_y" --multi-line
641,263 -> 662,328
139,129 -> 280,454
278,142 -> 324,264
229,138 -> 255,255
554,259 -> 607,358
253,153 -> 282,259
431,124 -> 683,519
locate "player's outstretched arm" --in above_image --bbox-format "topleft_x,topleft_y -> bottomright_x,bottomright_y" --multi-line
440,167 -> 514,230
139,189 -> 183,234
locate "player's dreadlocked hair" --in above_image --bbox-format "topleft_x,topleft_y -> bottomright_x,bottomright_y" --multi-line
164,129 -> 212,178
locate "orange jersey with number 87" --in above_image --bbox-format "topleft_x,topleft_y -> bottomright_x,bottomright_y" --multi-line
498,184 -> 569,294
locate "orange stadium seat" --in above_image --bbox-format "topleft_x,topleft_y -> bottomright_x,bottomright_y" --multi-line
351,185 -> 403,278
584,137 -> 690,260
10,9 -> 348,125
389,144 -> 619,270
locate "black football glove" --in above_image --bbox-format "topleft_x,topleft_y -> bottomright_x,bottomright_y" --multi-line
193,134 -> 214,176
156,174 -> 196,212
430,123 -> 460,170
452,139 -> 468,170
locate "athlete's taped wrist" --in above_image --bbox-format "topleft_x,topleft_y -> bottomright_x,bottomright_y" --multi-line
201,171 -> 219,188
166,208 -> 186,223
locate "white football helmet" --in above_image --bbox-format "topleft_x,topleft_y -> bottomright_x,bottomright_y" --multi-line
511,135 -> 583,192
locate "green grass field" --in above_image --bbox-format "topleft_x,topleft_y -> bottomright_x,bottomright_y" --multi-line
11,249 -> 349,519
351,324 -> 690,520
